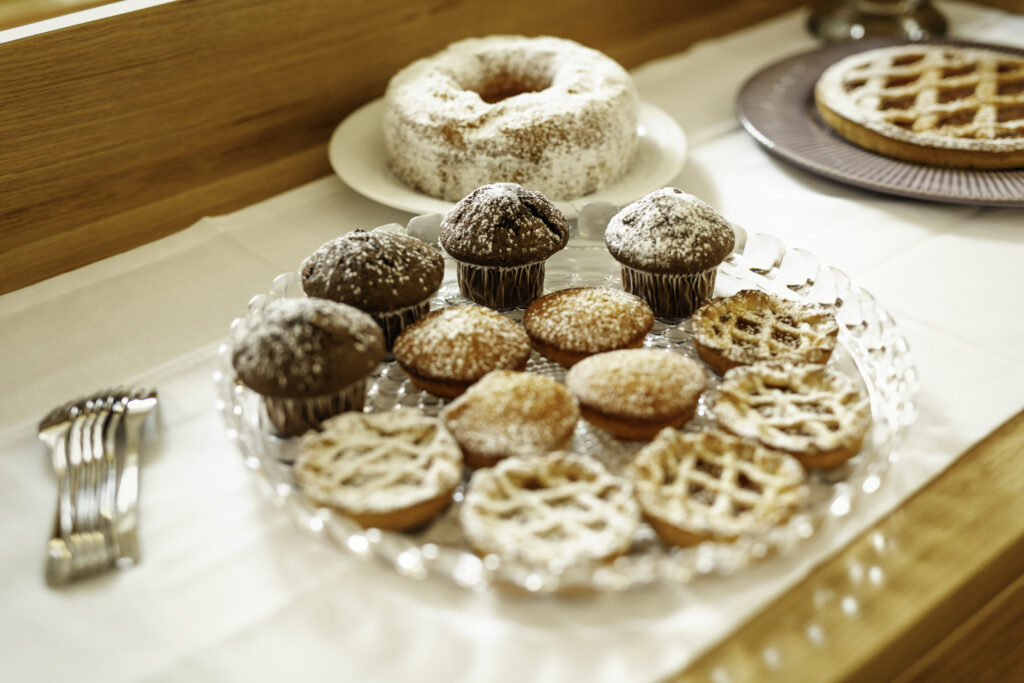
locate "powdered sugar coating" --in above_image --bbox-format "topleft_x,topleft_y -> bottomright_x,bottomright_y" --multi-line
605,188 -> 735,273
460,452 -> 639,566
384,35 -> 639,201
815,44 -> 1024,154
393,305 -> 531,383
300,230 -> 444,312
439,183 -> 569,266
566,348 -> 705,421
523,287 -> 653,355
441,370 -> 580,462
295,409 -> 462,515
232,298 -> 384,398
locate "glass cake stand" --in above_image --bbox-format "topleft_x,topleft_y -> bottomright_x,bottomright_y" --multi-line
214,207 -> 917,593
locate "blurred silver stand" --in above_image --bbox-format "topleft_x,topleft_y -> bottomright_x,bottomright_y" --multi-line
807,0 -> 948,41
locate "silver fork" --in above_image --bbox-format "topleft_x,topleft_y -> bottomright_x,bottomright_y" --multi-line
40,393 -> 115,585
114,388 -> 158,566
97,391 -> 125,558
38,401 -> 76,585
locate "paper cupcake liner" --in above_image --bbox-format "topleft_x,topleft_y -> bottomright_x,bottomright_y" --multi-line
372,299 -> 431,349
263,379 -> 368,437
620,265 -> 718,318
455,260 -> 546,309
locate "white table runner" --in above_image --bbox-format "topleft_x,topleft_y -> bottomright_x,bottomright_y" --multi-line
2,3 -> 1023,681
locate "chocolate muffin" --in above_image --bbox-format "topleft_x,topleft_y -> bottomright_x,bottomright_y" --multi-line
231,298 -> 385,436
439,183 -> 570,309
605,188 -> 735,318
301,229 -> 445,348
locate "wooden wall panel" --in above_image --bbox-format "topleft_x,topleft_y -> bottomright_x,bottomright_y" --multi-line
0,0 -> 805,293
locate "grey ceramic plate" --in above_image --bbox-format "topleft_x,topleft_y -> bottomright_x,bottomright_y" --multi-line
736,38 -> 1024,207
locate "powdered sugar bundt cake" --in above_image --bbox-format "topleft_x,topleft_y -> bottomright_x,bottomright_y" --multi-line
384,35 -> 639,201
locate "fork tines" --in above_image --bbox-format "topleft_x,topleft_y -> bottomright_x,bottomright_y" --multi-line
38,386 -> 158,586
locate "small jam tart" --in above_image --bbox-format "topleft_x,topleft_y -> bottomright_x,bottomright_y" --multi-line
294,408 -> 463,531
440,370 -> 580,469
393,305 -> 531,398
565,348 -> 705,440
522,287 -> 654,368
460,452 -> 640,567
712,361 -> 871,469
630,428 -> 808,547
691,289 -> 838,375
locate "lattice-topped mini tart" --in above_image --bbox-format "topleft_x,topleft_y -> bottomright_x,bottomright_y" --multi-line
630,428 -> 808,547
691,290 -> 838,375
814,43 -> 1024,169
460,452 -> 640,567
711,362 -> 871,469
294,408 -> 463,531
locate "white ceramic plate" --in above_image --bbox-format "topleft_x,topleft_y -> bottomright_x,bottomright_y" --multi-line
327,99 -> 687,219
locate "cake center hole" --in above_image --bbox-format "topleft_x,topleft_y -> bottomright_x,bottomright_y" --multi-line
471,70 -> 554,103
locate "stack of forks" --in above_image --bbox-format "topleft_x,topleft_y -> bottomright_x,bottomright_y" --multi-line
38,387 -> 158,586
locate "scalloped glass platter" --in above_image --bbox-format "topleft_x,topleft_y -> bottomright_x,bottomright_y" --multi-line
214,213 -> 917,594
327,99 -> 687,220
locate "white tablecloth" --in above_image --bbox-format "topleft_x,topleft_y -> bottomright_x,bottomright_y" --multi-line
2,3 -> 1023,681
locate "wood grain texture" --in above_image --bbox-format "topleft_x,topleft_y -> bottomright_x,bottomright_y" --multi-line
0,0 -> 110,31
0,0 -> 806,294
673,408 -> 1024,682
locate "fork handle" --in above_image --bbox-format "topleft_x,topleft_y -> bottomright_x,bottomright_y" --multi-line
54,434 -> 74,539
45,533 -> 113,586
114,410 -> 146,563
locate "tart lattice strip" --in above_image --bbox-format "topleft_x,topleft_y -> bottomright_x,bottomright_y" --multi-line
841,48 -> 1024,139
478,474 -> 631,540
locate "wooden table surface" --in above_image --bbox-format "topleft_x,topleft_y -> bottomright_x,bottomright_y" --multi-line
2,1 -> 1022,680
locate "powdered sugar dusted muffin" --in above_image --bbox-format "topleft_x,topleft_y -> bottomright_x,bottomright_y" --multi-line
231,298 -> 385,436
441,370 -> 580,468
566,348 -> 706,440
300,230 -> 444,349
392,305 -> 532,399
605,188 -> 735,318
384,35 -> 639,201
523,287 -> 654,367
439,183 -> 570,309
